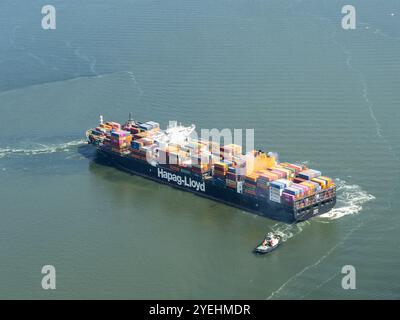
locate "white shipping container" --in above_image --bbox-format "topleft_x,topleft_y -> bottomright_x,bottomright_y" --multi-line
270,194 -> 281,203
270,188 -> 283,196
275,178 -> 292,188
237,181 -> 244,194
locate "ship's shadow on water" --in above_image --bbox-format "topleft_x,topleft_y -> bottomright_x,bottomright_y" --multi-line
77,144 -> 97,161
77,145 -> 294,224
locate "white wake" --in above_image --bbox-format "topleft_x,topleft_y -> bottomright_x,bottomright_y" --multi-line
0,139 -> 86,159
319,179 -> 375,220
270,221 -> 311,242
268,179 -> 374,241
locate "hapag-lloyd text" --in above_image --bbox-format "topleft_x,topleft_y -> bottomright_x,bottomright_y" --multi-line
157,168 -> 205,192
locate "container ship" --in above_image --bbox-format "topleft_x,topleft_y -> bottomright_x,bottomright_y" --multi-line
86,115 -> 336,222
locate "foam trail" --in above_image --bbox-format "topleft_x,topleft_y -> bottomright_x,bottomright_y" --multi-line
269,220 -> 310,242
266,241 -> 341,300
267,221 -> 364,300
287,4 -> 399,163
126,71 -> 144,99
319,179 -> 375,220
268,179 -> 374,238
300,270 -> 341,299
74,47 -> 98,76
9,25 -> 56,73
0,139 -> 86,159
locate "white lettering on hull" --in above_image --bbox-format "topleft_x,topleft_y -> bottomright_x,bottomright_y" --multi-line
157,168 -> 205,192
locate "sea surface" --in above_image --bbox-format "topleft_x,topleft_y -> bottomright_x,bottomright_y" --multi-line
0,0 -> 399,299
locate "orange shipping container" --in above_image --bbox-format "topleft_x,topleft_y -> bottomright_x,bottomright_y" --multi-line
311,177 -> 327,189
300,181 -> 316,192
245,173 -> 259,182
318,176 -> 333,188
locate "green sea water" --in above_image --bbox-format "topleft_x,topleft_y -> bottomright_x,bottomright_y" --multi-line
0,0 -> 399,299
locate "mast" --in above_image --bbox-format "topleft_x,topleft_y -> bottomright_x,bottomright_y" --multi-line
127,112 -> 135,126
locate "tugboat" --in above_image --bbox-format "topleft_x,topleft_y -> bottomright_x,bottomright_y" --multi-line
254,232 -> 281,254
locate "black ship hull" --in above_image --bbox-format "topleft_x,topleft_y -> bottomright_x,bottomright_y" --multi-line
93,147 -> 336,223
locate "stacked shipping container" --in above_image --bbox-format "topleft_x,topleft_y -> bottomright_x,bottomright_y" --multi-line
92,119 -> 335,206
